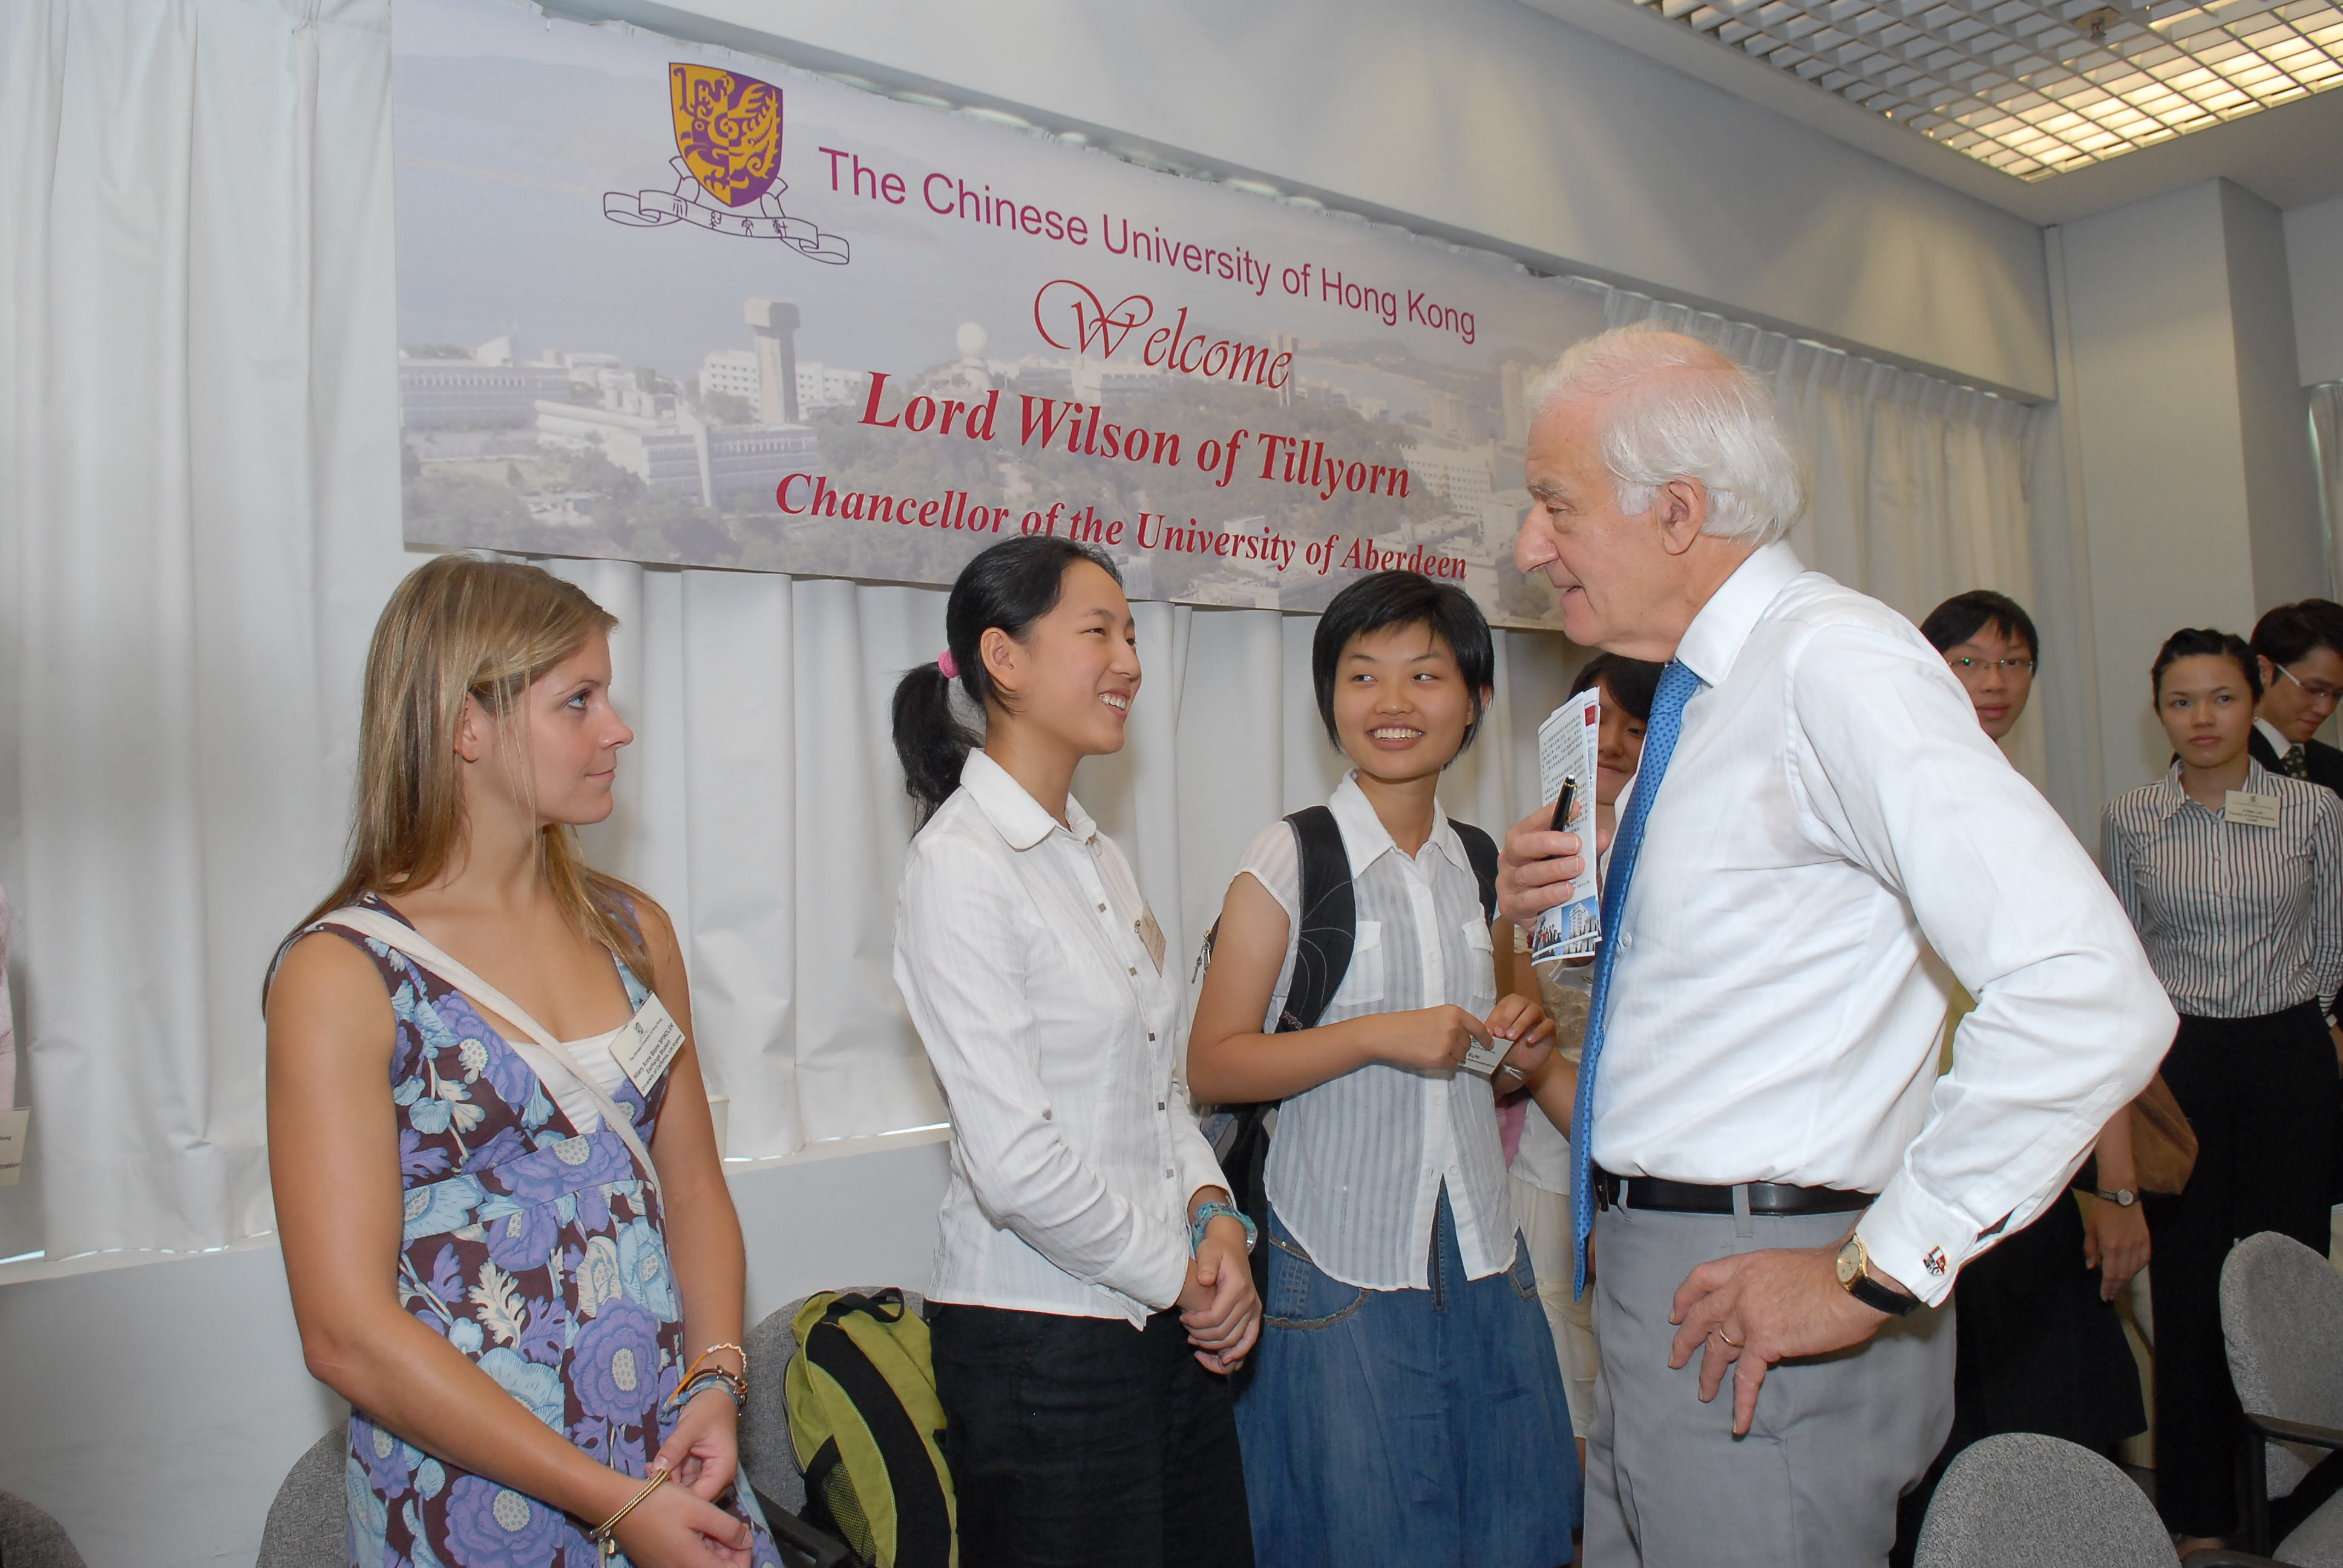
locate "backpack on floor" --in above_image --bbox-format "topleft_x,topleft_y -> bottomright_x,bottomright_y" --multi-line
1199,805 -> 1499,1290
783,1289 -> 957,1568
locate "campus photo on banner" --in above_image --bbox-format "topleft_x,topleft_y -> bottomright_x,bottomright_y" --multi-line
393,0 -> 1610,625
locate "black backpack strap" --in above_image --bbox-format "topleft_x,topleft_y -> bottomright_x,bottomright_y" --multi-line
1217,805 -> 1355,1301
1277,805 -> 1356,1034
1450,820 -> 1499,924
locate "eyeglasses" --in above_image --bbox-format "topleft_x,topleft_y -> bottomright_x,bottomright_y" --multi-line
1947,656 -> 2036,675
2279,663 -> 2343,704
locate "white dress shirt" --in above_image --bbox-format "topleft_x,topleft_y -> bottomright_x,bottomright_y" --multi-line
1236,774 -> 1514,1289
894,751 -> 1227,1324
1591,541 -> 2176,1305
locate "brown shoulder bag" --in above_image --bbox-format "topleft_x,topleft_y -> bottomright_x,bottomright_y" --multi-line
2128,1072 -> 2197,1195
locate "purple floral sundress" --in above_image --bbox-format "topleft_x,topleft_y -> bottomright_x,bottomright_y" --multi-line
303,893 -> 781,1568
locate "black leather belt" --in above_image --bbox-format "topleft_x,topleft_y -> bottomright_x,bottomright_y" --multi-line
1590,1166 -> 1873,1217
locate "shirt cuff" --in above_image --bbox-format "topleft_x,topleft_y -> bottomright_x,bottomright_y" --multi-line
1094,1210 -> 1191,1313
1177,1145 -> 1231,1218
1855,1177 -> 1971,1309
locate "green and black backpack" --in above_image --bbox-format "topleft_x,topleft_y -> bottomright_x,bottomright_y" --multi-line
782,1289 -> 957,1568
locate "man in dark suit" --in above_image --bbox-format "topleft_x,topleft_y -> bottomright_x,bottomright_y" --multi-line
2246,599 -> 2343,789
2248,598 -> 2343,1204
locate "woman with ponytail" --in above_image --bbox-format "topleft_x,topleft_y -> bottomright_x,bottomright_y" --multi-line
266,556 -> 781,1568
891,535 -> 1259,1567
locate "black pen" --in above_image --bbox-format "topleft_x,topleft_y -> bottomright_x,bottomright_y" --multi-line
1550,776 -> 1578,835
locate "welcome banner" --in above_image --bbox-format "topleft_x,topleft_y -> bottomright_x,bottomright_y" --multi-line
393,0 -> 1610,626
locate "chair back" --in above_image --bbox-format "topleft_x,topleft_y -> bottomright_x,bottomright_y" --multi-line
257,1431 -> 346,1568
1915,1432 -> 2175,1568
0,1491 -> 90,1568
2223,1230 -> 2343,1498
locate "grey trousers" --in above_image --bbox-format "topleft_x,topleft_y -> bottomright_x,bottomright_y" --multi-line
1584,1198 -> 1955,1567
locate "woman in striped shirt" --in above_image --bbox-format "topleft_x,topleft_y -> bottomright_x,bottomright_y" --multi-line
2101,626 -> 2343,1551
1188,572 -> 1579,1568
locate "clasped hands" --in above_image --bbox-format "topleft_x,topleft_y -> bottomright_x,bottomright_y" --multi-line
1181,1204 -> 1262,1376
616,1371 -> 756,1566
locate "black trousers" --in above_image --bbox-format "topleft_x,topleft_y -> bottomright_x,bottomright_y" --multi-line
928,1302 -> 1254,1568
2148,1003 -> 2336,1538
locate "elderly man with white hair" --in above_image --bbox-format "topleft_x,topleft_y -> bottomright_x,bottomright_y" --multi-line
1499,324 -> 2174,1566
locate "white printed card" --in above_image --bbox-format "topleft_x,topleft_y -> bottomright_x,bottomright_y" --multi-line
612,993 -> 687,1098
1461,1036 -> 1515,1078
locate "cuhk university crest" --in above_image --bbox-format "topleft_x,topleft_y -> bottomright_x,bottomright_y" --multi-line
603,65 -> 849,264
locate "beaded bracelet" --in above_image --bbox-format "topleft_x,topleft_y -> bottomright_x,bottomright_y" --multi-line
686,1342 -> 748,1382
662,1365 -> 746,1417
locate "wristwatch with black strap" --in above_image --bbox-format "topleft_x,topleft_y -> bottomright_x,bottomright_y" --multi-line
1835,1233 -> 1920,1316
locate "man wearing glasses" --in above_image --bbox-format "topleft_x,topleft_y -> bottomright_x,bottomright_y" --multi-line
2247,598 -> 2343,1204
2247,599 -> 2343,793
1920,590 -> 2037,743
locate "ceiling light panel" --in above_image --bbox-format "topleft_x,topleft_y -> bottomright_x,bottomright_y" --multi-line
1629,0 -> 2343,177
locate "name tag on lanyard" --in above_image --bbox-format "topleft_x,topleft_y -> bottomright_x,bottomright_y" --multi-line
2224,790 -> 2282,829
611,992 -> 687,1097
1135,905 -> 1167,974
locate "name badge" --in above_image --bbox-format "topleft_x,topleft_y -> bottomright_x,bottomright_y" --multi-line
1136,905 -> 1167,975
2224,790 -> 2282,828
611,992 -> 687,1097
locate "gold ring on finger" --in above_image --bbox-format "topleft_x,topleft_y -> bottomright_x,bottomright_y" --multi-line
1714,1328 -> 1745,1348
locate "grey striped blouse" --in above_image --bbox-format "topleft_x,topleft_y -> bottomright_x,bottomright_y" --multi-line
1236,774 -> 1515,1291
2100,759 -> 2343,1021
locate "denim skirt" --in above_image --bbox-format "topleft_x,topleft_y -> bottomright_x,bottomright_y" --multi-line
1235,1189 -> 1582,1568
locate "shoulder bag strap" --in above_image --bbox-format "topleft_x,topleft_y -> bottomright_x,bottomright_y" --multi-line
321,906 -> 660,1188
1278,805 -> 1356,1035
1449,820 -> 1500,923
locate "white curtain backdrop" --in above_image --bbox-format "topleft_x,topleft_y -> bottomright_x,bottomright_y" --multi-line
2313,383 -> 2343,603
3,0 -> 2053,1262
1601,292 -> 2054,794
1,0 -> 415,1261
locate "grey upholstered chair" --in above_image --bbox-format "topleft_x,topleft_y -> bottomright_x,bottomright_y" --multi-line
257,1431 -> 346,1567
1914,1431 -> 2280,1568
0,1491 -> 89,1568
742,1287 -> 925,1568
2223,1230 -> 2343,1563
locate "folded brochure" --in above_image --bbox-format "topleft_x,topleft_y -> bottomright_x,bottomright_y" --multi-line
1527,685 -> 1603,967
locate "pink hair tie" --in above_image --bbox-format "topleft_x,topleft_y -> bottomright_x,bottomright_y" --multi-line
937,650 -> 958,679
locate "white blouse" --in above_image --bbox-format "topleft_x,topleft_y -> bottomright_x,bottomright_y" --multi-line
1235,773 -> 1516,1291
893,751 -> 1227,1325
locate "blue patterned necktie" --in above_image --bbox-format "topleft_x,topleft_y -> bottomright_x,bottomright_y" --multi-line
1571,658 -> 1702,1298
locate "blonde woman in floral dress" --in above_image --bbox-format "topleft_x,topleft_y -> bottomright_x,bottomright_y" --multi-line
267,557 -> 779,1568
